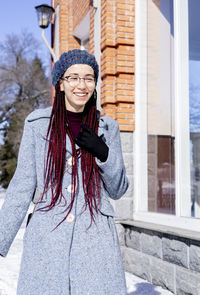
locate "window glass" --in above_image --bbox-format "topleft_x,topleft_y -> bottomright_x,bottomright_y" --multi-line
189,1 -> 200,218
147,0 -> 175,214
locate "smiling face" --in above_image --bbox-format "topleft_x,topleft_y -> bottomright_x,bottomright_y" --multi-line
60,64 -> 96,113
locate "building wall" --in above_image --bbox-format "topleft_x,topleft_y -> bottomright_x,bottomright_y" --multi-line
112,132 -> 134,220
72,0 -> 90,30
89,6 -> 95,54
53,0 -> 80,54
52,0 -> 135,132
117,222 -> 200,295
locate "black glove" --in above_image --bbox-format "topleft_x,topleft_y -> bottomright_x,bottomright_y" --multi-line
75,125 -> 109,162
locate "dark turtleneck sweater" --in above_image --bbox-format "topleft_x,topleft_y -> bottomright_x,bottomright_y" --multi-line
67,110 -> 83,140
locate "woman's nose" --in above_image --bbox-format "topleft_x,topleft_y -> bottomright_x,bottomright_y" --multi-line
77,78 -> 87,88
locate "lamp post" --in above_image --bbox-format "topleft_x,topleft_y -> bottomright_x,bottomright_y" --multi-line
35,4 -> 57,61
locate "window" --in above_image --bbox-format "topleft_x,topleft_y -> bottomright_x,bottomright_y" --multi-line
146,0 -> 175,214
135,0 -> 200,230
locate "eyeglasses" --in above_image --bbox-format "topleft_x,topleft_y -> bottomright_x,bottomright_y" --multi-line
61,75 -> 95,87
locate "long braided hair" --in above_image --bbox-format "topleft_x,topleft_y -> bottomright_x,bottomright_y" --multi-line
38,83 -> 102,229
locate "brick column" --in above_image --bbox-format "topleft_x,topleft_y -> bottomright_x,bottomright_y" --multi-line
89,6 -> 95,54
53,0 -> 82,54
100,0 -> 135,132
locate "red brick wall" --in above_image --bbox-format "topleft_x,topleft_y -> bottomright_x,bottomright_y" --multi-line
52,0 -> 95,61
89,6 -> 95,54
100,0 -> 135,131
73,0 -> 90,30
53,0 -> 81,54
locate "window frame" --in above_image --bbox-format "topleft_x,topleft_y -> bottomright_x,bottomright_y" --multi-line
134,0 -> 198,231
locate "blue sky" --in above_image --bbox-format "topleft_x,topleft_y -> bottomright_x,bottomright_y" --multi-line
189,60 -> 200,133
0,0 -> 52,69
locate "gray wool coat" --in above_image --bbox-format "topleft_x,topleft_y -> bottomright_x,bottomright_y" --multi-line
0,107 -> 129,295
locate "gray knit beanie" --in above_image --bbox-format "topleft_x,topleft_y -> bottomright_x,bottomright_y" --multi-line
52,49 -> 99,87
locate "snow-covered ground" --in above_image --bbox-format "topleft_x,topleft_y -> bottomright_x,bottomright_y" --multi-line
126,272 -> 173,295
0,191 -> 173,295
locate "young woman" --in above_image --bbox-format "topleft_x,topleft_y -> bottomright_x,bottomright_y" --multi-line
0,49 -> 129,294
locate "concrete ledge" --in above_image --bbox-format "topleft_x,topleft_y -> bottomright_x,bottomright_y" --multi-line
116,219 -> 200,242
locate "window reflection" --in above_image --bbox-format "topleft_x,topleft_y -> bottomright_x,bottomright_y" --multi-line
189,0 -> 200,218
148,135 -> 175,214
147,0 -> 175,214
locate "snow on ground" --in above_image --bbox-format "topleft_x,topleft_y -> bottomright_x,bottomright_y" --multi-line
0,191 -> 173,295
126,272 -> 173,295
0,229 -> 23,295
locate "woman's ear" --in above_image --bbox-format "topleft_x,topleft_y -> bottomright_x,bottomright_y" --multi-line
60,80 -> 64,91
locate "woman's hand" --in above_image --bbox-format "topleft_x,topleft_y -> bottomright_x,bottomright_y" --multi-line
75,125 -> 109,162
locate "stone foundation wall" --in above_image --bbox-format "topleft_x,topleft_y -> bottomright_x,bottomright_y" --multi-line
116,222 -> 200,295
110,132 -> 134,219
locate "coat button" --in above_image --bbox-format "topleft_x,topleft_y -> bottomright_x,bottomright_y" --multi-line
66,213 -> 75,223
67,184 -> 74,193
67,157 -> 73,167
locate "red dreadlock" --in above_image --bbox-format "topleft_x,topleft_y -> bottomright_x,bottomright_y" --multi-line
38,83 -> 101,229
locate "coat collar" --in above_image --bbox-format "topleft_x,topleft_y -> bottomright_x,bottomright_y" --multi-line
28,106 -> 108,130
28,107 -> 108,155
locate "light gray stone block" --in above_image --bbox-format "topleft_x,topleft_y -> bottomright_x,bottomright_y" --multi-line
115,223 -> 125,246
122,175 -> 134,198
163,237 -> 188,268
125,227 -> 141,250
123,153 -> 133,175
121,246 -> 151,282
151,256 -> 175,294
176,266 -> 200,295
190,244 -> 200,273
120,132 -> 133,153
141,231 -> 162,259
115,198 -> 133,219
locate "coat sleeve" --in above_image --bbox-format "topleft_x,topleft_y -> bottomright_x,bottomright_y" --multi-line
96,119 -> 129,199
0,117 -> 37,257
